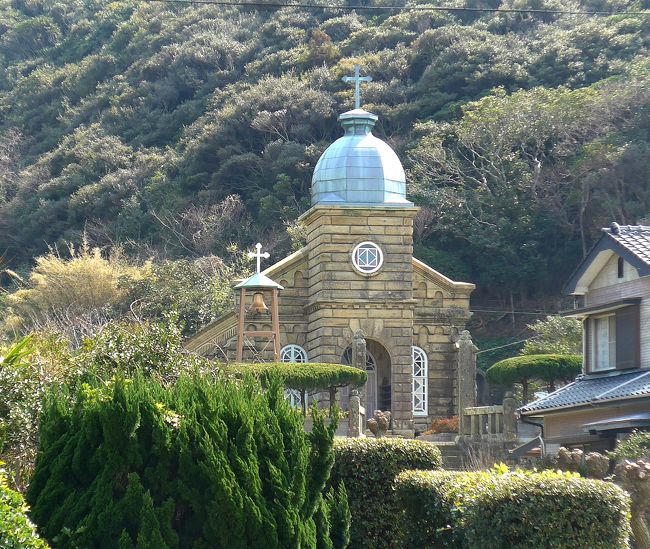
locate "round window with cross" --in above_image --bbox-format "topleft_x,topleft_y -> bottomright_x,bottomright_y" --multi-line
351,241 -> 384,275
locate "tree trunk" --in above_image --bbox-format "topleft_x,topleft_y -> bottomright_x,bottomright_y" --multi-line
329,386 -> 336,418
521,379 -> 529,405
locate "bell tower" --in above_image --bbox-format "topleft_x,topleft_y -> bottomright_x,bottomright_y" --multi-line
300,71 -> 418,433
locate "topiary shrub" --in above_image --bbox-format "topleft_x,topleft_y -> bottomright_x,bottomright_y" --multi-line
395,468 -> 631,549
27,373 -> 348,548
486,354 -> 582,402
224,362 -> 368,414
0,462 -> 49,548
331,438 -> 441,549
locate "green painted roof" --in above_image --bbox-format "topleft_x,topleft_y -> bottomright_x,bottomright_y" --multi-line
234,272 -> 284,290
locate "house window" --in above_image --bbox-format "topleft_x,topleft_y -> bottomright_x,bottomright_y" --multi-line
352,242 -> 384,274
617,257 -> 624,279
587,304 -> 640,373
593,315 -> 616,371
412,346 -> 428,416
281,345 -> 308,407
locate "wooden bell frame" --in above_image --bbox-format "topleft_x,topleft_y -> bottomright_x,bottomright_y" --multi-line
235,287 -> 281,362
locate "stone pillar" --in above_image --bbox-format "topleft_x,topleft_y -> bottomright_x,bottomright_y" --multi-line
456,330 -> 477,435
348,389 -> 365,438
502,391 -> 518,442
351,329 -> 367,407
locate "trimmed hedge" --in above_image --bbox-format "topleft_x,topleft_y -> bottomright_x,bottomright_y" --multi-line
223,362 -> 367,391
395,469 -> 631,549
486,354 -> 582,386
486,353 -> 582,401
331,438 -> 442,549
0,463 -> 49,548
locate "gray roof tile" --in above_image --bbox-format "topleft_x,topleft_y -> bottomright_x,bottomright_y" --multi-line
519,370 -> 650,414
604,223 -> 650,266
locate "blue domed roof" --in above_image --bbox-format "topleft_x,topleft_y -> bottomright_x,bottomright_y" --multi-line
311,109 -> 412,206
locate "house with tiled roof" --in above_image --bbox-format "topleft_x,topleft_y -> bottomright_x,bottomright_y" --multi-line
519,223 -> 650,452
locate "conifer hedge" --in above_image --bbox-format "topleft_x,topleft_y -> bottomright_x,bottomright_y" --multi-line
331,438 -> 442,549
395,468 -> 631,549
27,373 -> 348,548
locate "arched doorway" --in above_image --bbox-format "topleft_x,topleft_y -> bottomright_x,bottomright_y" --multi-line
341,339 -> 391,419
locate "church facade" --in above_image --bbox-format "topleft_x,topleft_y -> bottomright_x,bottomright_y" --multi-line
186,107 -> 474,433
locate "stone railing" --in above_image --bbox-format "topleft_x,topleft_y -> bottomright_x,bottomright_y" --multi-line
462,398 -> 517,442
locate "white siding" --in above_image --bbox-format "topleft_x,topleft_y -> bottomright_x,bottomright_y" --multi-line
589,254 -> 639,290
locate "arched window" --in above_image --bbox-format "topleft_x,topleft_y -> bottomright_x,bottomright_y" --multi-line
280,344 -> 308,363
341,347 -> 376,371
280,344 -> 308,407
412,346 -> 428,416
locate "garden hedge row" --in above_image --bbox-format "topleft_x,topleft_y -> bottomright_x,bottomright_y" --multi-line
331,438 -> 442,549
0,463 -> 48,548
223,362 -> 367,391
395,469 -> 631,549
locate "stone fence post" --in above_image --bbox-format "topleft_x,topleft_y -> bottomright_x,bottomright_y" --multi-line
351,329 -> 367,406
502,391 -> 518,442
348,390 -> 366,438
456,330 -> 477,435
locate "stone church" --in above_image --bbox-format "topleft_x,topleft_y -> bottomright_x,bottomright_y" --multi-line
186,105 -> 474,433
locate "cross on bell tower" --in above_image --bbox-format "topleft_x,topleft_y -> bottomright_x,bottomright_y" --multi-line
342,65 -> 372,110
248,242 -> 270,274
235,243 -> 283,362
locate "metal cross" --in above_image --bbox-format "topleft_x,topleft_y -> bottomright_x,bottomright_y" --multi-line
342,65 -> 372,110
248,242 -> 270,274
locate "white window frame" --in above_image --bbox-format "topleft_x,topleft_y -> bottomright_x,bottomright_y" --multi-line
351,241 -> 384,275
280,344 -> 308,407
280,344 -> 308,363
412,346 -> 428,416
592,314 -> 616,372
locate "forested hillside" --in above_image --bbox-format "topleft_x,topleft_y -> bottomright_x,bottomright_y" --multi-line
0,0 -> 648,304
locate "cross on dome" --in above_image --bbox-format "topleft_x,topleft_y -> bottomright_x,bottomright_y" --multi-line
342,65 -> 372,110
248,242 -> 270,274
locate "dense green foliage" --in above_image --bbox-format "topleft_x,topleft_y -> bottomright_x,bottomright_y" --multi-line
609,431 -> 650,461
522,316 -> 583,355
331,438 -> 441,549
224,361 -> 367,391
2,241 -> 247,341
486,353 -> 582,401
0,463 -> 49,548
0,0 -> 647,302
395,468 -> 631,548
27,373 -> 347,548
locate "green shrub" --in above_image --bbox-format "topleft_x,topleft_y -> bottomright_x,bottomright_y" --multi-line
395,468 -> 631,549
0,463 -> 49,548
27,373 -> 348,548
609,431 -> 650,461
331,438 -> 442,549
486,354 -> 582,402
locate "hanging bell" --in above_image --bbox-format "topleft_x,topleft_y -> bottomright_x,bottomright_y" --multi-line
249,291 -> 268,314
